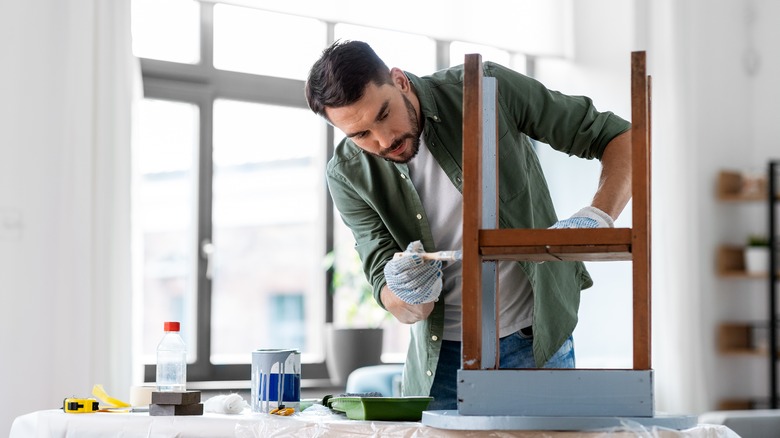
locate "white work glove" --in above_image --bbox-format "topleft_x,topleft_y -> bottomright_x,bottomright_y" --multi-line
383,241 -> 443,305
549,206 -> 614,229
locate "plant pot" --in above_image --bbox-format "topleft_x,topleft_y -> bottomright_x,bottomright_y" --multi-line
744,246 -> 769,274
324,325 -> 383,386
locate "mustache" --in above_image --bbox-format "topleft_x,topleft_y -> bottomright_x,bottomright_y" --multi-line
380,134 -> 415,157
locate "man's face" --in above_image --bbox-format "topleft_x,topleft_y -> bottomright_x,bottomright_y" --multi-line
325,71 -> 421,163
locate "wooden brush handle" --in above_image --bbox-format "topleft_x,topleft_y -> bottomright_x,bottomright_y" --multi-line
393,250 -> 462,261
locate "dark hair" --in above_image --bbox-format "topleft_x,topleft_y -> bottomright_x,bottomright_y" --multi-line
305,40 -> 392,119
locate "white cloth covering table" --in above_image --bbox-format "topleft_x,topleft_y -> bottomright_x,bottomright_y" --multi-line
10,409 -> 739,438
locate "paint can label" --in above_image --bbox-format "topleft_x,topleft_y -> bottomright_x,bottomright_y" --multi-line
251,349 -> 301,412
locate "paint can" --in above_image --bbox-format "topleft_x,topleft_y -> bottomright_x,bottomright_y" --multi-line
251,349 -> 301,413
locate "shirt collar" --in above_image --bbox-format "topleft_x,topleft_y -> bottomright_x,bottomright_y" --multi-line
405,71 -> 442,125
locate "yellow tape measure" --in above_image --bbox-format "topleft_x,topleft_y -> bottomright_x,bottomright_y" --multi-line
63,398 -> 99,413
63,385 -> 133,414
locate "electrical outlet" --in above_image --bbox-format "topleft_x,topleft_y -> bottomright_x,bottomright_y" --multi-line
0,209 -> 23,241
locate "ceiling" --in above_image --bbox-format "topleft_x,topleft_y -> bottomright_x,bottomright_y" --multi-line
201,0 -> 570,57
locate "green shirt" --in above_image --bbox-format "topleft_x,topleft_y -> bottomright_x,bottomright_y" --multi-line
325,62 -> 631,396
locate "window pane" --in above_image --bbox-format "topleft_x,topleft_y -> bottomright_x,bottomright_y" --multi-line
332,214 -> 410,363
131,0 -> 200,64
211,100 -> 326,364
334,24 -> 436,74
213,5 -> 326,80
449,41 -> 510,68
135,99 -> 200,363
510,53 -> 529,76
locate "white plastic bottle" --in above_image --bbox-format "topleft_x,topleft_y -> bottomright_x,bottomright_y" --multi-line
156,321 -> 187,392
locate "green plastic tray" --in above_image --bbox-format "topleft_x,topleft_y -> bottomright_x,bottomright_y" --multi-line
326,396 -> 433,421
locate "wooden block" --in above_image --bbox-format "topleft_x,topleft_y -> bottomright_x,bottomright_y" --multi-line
149,402 -> 204,416
151,390 -> 201,405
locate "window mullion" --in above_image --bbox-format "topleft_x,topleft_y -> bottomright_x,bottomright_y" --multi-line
200,1 -> 215,71
323,21 -> 336,325
212,71 -> 307,108
436,40 -> 450,71
191,1 -> 216,380
192,90 -> 215,380
525,55 -> 537,78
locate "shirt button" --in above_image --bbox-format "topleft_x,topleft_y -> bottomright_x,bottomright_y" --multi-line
401,174 -> 407,179
456,177 -> 462,183
431,335 -> 439,341
426,370 -> 433,377
416,214 -> 422,220
433,116 -> 440,121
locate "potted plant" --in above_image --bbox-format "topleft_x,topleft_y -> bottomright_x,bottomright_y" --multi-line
323,249 -> 390,386
744,234 -> 769,274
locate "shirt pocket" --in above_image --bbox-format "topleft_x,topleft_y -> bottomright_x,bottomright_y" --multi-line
495,127 -> 535,203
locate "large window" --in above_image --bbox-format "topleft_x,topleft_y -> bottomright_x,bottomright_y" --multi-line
131,0 -> 536,384
132,0 -> 331,382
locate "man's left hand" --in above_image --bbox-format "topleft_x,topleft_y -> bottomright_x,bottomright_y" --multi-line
549,206 -> 614,229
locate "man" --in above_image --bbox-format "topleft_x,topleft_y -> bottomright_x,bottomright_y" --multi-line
305,40 -> 631,410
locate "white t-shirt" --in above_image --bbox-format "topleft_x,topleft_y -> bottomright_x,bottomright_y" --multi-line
407,137 -> 534,341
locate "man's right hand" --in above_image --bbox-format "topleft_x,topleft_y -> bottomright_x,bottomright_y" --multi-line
380,285 -> 435,324
383,241 -> 443,304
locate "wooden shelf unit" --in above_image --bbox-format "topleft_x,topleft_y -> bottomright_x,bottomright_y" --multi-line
717,321 -> 780,356
717,398 -> 773,411
716,244 -> 780,278
716,169 -> 779,202
714,162 -> 780,409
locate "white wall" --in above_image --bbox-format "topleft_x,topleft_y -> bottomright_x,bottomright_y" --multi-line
0,1 -> 134,435
1,2 -> 97,433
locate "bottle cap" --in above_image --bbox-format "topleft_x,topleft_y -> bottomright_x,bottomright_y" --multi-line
164,321 -> 180,332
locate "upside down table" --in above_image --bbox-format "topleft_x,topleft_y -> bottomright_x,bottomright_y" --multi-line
422,51 -> 698,431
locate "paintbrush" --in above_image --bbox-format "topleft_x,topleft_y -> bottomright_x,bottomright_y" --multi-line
392,250 -> 463,262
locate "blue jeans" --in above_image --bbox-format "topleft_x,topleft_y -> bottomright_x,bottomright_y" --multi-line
427,330 -> 575,410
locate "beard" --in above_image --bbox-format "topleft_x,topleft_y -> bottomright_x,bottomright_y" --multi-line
376,94 -> 421,164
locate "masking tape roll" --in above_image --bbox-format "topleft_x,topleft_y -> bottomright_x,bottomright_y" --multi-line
129,385 -> 155,407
